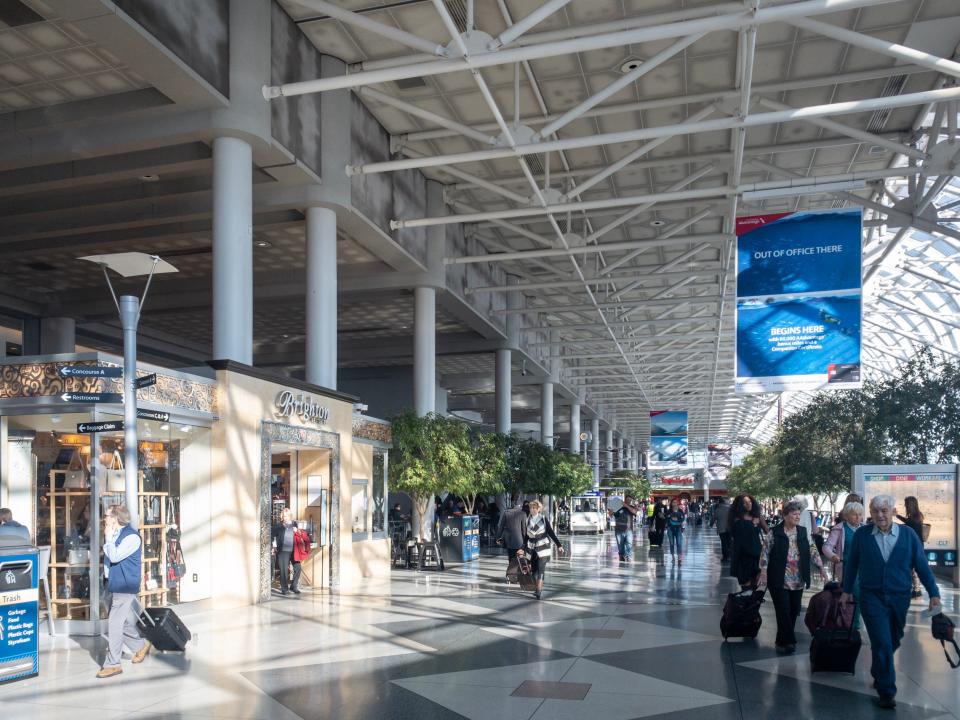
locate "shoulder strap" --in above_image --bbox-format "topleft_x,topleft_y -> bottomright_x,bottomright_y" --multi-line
942,638 -> 960,669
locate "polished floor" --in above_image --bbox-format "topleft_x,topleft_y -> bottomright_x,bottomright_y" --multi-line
5,526 -> 959,719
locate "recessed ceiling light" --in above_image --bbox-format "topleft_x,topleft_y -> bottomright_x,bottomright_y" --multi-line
139,174 -> 160,182
650,219 -> 666,227
255,240 -> 272,248
619,58 -> 643,74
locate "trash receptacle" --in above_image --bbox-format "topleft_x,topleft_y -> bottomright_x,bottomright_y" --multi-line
0,544 -> 39,683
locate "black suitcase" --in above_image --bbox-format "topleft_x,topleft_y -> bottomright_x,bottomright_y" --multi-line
516,555 -> 537,592
810,626 -> 861,674
137,607 -> 191,652
720,590 -> 764,639
648,529 -> 663,546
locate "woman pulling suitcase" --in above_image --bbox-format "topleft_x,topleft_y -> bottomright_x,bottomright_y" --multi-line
519,500 -> 565,600
729,494 -> 768,591
758,500 -> 823,654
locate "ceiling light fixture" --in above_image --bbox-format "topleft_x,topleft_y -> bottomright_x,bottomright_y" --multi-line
619,58 -> 643,74
255,240 -> 272,248
650,219 -> 666,227
139,174 -> 160,182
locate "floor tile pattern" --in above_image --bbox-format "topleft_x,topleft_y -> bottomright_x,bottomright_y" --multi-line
2,526 -> 958,719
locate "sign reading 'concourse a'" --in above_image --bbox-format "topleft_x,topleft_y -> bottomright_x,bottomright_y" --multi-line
735,208 -> 862,393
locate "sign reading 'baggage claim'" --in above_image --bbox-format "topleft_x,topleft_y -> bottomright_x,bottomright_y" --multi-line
275,391 -> 330,425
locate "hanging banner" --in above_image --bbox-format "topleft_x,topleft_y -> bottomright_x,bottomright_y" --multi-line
650,411 -> 687,466
735,208 -> 862,393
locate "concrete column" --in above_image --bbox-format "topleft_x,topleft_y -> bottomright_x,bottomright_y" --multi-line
305,207 -> 337,389
606,428 -> 614,478
495,348 -> 511,433
617,436 -> 625,470
591,418 -> 600,488
40,317 -> 75,354
540,382 -> 553,447
212,135 -> 253,364
20,318 -> 40,355
413,286 -> 435,416
569,402 -> 581,454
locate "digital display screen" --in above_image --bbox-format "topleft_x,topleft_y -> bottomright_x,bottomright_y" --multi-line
862,472 -> 956,552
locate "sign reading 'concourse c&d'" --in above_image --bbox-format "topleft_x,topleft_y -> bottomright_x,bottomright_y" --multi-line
275,391 -> 330,425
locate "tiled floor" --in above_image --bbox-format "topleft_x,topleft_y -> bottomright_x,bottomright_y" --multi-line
4,526 -> 959,719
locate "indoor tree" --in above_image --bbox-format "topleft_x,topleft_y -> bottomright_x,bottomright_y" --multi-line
460,431 -> 507,514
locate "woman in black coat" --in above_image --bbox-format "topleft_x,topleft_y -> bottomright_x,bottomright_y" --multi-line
729,494 -> 768,589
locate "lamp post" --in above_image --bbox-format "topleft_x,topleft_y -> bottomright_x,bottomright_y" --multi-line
79,253 -> 178,528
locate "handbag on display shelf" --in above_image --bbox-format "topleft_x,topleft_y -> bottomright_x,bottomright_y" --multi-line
105,450 -> 125,493
63,469 -> 88,489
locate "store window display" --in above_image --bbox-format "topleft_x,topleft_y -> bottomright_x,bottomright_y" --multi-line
2,414 -> 210,625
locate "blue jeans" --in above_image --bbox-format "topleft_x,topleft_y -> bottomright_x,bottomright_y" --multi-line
859,589 -> 911,697
615,529 -> 634,560
668,526 -> 684,555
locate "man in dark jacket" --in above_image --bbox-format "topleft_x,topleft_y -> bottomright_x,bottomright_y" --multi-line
841,494 -> 940,709
715,498 -> 732,561
497,501 -> 528,579
98,505 -> 148,678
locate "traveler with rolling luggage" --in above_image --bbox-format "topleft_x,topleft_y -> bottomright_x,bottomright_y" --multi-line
521,499 -> 564,600
822,501 -> 865,627
730,494 -> 768,590
97,504 -> 149,679
840,494 -> 941,709
497,501 -> 528,583
758,500 -> 823,654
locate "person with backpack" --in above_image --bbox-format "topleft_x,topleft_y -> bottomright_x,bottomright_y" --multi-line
841,495 -> 941,709
758,500 -> 823,654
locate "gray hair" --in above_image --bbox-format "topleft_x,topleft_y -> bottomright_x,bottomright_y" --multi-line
782,500 -> 805,515
869,494 -> 895,511
842,501 -> 864,519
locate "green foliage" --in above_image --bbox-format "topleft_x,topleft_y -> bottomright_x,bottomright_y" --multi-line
731,350 -> 960,502
608,469 -> 651,500
462,432 -> 507,513
549,451 -> 594,498
500,435 -> 594,500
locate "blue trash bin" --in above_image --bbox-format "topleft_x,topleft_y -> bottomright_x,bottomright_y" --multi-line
0,544 -> 40,683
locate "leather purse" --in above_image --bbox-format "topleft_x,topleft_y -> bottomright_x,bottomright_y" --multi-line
105,450 -> 125,493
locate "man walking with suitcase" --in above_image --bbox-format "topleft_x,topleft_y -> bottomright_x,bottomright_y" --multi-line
497,501 -> 528,582
841,495 -> 940,709
97,504 -> 149,678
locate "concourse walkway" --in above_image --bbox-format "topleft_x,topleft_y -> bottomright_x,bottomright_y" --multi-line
4,527 -> 958,720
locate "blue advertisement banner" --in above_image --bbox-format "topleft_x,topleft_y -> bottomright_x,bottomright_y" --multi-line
649,411 -> 688,437
0,550 -> 39,684
650,437 -> 688,465
735,209 -> 862,393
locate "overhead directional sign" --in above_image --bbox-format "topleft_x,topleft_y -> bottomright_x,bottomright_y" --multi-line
135,373 -> 157,390
60,392 -> 122,403
136,409 -> 169,423
77,421 -> 124,433
59,365 -> 122,378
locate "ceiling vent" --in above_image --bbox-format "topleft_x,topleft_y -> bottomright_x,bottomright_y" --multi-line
444,0 -> 468,34
395,76 -> 428,90
865,74 -> 907,133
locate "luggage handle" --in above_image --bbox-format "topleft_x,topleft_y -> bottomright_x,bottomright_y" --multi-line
834,599 -> 857,641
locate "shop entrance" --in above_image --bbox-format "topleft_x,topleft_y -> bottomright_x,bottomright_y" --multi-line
269,443 -> 332,593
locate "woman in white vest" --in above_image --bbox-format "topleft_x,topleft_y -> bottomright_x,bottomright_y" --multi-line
520,499 -> 565,600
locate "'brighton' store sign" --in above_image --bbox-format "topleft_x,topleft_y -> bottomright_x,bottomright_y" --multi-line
275,391 -> 330,425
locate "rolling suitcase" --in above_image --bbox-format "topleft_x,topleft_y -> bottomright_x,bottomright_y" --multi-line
506,555 -> 519,583
810,600 -> 860,674
516,555 -> 537,592
810,626 -> 861,674
720,590 -> 764,639
648,529 -> 663,546
137,607 -> 192,652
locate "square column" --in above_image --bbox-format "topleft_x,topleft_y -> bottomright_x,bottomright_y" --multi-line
413,286 -> 435,416
212,135 -> 253,364
305,206 -> 337,389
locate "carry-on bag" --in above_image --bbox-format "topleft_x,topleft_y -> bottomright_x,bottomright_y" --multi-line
506,555 -> 519,583
516,555 -> 537,592
648,529 -> 663,546
811,624 -> 861,674
931,612 -> 960,669
136,606 -> 192,652
804,582 -> 855,635
720,590 -> 764,639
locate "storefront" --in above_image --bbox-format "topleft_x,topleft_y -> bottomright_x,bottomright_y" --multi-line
0,354 -> 391,634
